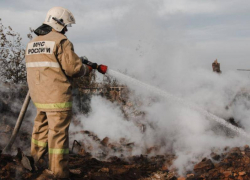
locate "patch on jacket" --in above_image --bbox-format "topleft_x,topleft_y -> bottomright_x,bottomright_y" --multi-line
26,41 -> 55,55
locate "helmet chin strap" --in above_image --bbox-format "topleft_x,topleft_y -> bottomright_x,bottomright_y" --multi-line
61,26 -> 68,35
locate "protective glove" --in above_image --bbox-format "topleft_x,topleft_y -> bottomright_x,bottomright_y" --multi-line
80,56 -> 98,69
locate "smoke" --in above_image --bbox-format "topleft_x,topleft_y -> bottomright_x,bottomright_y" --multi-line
75,69 -> 250,175
70,0 -> 250,176
78,96 -> 143,143
0,84 -> 35,154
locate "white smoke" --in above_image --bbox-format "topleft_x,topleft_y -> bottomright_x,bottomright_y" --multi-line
78,96 -> 143,143
106,69 -> 250,174
71,0 -> 250,175
75,69 -> 250,175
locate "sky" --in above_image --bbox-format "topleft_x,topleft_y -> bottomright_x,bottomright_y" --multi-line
1,0 -> 250,73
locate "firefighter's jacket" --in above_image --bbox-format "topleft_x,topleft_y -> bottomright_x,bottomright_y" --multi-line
25,29 -> 89,111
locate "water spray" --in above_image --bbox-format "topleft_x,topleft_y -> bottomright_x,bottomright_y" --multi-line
107,69 -> 250,140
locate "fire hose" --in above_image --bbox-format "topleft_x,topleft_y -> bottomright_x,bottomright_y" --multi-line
3,60 -> 108,153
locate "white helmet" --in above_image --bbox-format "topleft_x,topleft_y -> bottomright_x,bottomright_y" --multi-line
44,7 -> 76,32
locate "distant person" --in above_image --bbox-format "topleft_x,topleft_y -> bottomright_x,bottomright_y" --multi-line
25,7 -> 92,179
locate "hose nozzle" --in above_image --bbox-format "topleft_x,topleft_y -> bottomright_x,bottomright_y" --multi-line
81,56 -> 108,74
97,65 -> 108,74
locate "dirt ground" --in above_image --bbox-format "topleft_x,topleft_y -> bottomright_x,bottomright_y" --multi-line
1,145 -> 250,180
0,150 -> 174,180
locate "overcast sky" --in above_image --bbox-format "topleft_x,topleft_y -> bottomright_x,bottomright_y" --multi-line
1,0 -> 250,74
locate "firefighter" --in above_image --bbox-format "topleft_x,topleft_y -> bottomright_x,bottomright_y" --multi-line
25,7 -> 91,179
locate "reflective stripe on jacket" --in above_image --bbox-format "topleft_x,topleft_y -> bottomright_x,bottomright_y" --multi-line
25,29 -> 89,111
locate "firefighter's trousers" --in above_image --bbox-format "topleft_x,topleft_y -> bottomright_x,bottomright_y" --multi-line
31,110 -> 72,178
